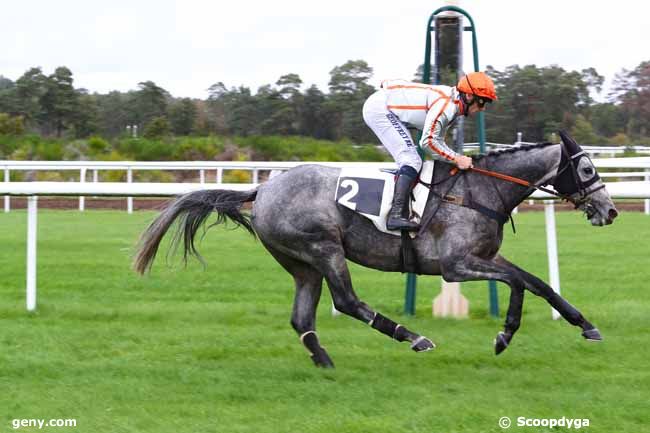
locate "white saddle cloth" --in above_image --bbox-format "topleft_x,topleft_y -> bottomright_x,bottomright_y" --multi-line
335,161 -> 434,236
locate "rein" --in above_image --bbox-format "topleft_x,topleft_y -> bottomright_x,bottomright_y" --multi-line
452,164 -> 599,208
417,139 -> 606,236
468,166 -> 566,202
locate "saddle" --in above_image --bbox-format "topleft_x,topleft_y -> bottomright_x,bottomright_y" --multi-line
334,161 -> 434,237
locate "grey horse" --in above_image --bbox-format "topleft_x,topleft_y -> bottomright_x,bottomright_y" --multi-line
134,132 -> 618,367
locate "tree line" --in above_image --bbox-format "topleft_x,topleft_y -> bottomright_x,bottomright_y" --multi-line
1,59 -> 649,150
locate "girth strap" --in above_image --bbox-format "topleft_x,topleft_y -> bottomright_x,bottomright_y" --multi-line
399,230 -> 420,274
442,193 -> 510,226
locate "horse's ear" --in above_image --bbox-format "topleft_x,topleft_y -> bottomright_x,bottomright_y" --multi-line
558,130 -> 581,155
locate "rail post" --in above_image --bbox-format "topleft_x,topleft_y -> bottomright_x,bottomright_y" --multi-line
26,196 -> 38,312
544,200 -> 561,320
127,167 -> 133,214
79,168 -> 87,211
4,167 -> 9,212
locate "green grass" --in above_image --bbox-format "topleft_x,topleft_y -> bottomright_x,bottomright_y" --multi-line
0,209 -> 648,433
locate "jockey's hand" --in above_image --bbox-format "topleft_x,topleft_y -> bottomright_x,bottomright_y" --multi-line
454,155 -> 473,170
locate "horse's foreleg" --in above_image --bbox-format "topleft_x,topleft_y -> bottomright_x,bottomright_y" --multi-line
443,254 -> 526,354
446,254 -> 601,353
317,248 -> 435,353
496,285 -> 524,355
506,259 -> 601,341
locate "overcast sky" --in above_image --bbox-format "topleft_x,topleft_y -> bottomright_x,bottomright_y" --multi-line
3,0 -> 649,100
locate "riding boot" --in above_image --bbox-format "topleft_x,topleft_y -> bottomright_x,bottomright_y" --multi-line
386,174 -> 420,231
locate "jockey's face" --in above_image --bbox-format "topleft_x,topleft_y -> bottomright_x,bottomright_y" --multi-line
465,94 -> 490,115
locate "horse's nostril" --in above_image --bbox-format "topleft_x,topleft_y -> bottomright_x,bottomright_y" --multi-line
608,209 -> 619,220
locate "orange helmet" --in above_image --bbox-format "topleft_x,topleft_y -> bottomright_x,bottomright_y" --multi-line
457,72 -> 498,101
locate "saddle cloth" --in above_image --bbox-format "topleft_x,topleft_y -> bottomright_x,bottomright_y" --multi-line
334,161 -> 434,236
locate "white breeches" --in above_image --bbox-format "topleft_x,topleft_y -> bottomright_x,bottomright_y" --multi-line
362,90 -> 422,172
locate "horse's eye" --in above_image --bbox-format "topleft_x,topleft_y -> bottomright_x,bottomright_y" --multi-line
583,167 -> 594,175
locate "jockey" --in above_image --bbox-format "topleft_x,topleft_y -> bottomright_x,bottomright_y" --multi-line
362,71 -> 498,231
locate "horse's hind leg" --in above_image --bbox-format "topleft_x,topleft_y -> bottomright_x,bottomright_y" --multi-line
314,245 -> 435,353
263,244 -> 334,367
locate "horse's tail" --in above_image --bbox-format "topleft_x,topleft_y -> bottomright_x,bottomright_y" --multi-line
133,188 -> 258,275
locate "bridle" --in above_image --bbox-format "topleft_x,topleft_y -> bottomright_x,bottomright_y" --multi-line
418,135 -> 607,236
459,140 -> 605,214
551,144 -> 606,217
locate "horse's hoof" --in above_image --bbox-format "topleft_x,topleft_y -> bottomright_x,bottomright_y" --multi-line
582,328 -> 602,342
411,336 -> 436,352
310,347 -> 335,368
494,332 -> 512,355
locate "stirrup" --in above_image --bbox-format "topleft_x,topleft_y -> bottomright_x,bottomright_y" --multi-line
386,217 -> 419,231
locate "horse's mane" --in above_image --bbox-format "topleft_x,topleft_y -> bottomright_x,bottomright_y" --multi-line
473,142 -> 555,161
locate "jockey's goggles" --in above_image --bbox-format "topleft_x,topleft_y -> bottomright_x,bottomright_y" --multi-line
475,96 -> 492,108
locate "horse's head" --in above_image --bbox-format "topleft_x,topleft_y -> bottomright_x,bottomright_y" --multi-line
551,131 -> 618,226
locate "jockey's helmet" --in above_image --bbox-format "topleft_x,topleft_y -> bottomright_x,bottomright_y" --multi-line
457,72 -> 498,102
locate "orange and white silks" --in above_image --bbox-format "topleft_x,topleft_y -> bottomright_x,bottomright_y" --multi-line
380,79 -> 464,162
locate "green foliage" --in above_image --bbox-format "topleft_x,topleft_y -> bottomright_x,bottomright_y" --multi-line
328,59 -> 374,95
0,134 -> 26,158
588,103 -> 626,138
172,135 -> 224,160
116,136 -> 175,161
0,112 -> 25,135
608,132 -> 630,146
223,169 -> 252,183
483,64 -> 594,142
168,98 -> 197,136
4,60 -> 650,147
327,60 -> 376,143
239,135 -> 388,162
570,115 -> 601,144
143,116 -> 171,139
87,135 -> 110,154
72,91 -> 100,138
609,61 -> 650,138
40,66 -> 78,137
135,81 -> 169,126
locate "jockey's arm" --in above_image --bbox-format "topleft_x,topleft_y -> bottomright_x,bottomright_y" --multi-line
419,99 -> 473,169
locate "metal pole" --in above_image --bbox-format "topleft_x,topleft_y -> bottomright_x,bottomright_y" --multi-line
216,168 -> 223,184
200,169 -> 205,184
420,5 -> 499,317
544,201 -> 561,320
405,273 -> 417,315
26,196 -> 38,312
